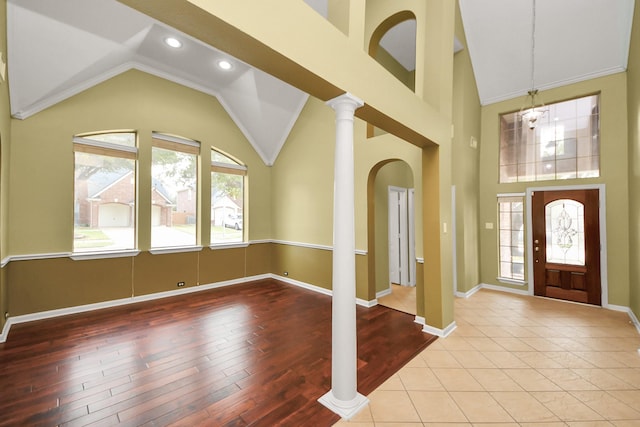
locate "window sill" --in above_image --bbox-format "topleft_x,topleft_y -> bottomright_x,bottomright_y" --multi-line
71,249 -> 140,261
496,277 -> 527,286
210,242 -> 249,250
149,246 -> 203,255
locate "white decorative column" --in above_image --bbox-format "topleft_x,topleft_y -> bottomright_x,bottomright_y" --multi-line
318,93 -> 368,419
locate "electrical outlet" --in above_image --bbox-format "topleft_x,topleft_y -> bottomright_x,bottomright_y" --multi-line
177,281 -> 185,287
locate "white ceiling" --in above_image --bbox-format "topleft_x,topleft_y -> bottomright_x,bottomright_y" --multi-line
459,0 -> 635,105
5,0 -> 637,164
6,0 -> 310,166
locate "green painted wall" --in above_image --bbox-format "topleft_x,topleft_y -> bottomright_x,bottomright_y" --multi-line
479,73 -> 630,307
2,2 -> 461,331
627,0 -> 640,319
9,70 -> 271,255
0,0 -> 9,329
270,95 -> 424,302
374,160 -> 413,294
4,70 -> 274,316
452,2 -> 481,294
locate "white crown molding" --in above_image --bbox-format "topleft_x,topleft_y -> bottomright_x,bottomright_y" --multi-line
8,252 -> 72,262
70,250 -> 140,261
0,240 -> 368,265
11,62 -> 136,119
148,246 -> 203,255
209,242 -> 250,250
480,66 -> 626,106
266,93 -> 310,166
214,94 -> 271,166
272,239 -> 333,251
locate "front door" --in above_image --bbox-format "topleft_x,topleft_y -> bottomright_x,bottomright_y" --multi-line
532,189 -> 601,305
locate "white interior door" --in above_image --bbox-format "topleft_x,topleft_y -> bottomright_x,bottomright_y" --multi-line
389,187 -> 409,286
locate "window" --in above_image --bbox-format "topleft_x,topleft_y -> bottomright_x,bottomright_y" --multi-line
546,199 -> 585,266
499,94 -> 600,183
211,150 -> 246,244
151,133 -> 199,248
498,195 -> 525,282
73,132 -> 137,252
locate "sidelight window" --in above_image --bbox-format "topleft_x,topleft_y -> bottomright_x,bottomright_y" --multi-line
498,195 -> 525,282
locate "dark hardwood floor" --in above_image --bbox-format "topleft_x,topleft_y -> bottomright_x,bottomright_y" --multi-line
0,279 -> 436,426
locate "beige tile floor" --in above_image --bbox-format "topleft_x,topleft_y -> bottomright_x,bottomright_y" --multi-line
378,284 -> 417,315
336,289 -> 640,426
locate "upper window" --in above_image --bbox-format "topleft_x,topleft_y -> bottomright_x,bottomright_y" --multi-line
73,132 -> 137,252
499,94 -> 600,183
211,150 -> 246,244
151,133 -> 199,248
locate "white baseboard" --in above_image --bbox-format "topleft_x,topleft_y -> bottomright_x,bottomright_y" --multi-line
274,274 -> 376,307
455,284 -> 482,299
0,273 -> 383,343
0,318 -> 11,343
479,282 -> 530,296
607,303 -> 640,335
421,320 -> 457,338
357,298 -> 378,308
376,288 -> 392,299
274,274 -> 333,297
473,283 -> 640,337
413,316 -> 457,338
0,274 -> 272,343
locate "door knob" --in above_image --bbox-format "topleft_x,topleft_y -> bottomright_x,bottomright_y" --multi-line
534,239 -> 539,244
535,246 -> 539,252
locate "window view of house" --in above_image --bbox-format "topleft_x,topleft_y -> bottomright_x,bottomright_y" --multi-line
151,133 -> 199,248
499,94 -> 600,183
498,195 -> 525,282
73,132 -> 137,252
211,150 -> 246,244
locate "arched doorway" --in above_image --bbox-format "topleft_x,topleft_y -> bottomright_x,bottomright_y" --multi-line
367,159 -> 416,315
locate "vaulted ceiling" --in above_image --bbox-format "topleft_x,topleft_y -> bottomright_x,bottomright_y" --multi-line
5,0 -> 636,164
459,0 -> 635,105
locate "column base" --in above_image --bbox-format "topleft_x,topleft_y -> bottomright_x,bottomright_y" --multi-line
318,389 -> 369,420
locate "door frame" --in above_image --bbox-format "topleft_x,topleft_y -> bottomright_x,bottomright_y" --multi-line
525,184 -> 608,307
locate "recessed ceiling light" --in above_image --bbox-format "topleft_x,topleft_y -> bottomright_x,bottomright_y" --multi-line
217,59 -> 233,70
164,37 -> 182,48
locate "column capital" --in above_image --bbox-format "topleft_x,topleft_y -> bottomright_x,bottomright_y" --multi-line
326,92 -> 364,113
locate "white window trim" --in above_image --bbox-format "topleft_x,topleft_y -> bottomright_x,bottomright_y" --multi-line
152,132 -> 200,148
73,136 -> 138,154
211,160 -> 247,172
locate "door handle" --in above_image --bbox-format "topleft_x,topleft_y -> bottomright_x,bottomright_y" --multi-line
535,246 -> 539,252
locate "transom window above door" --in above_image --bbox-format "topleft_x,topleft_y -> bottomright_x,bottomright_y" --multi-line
499,94 -> 600,183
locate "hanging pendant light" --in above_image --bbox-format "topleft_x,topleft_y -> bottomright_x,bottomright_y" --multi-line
519,0 -> 547,130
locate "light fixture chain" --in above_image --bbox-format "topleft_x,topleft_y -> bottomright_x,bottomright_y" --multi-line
531,0 -> 536,92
